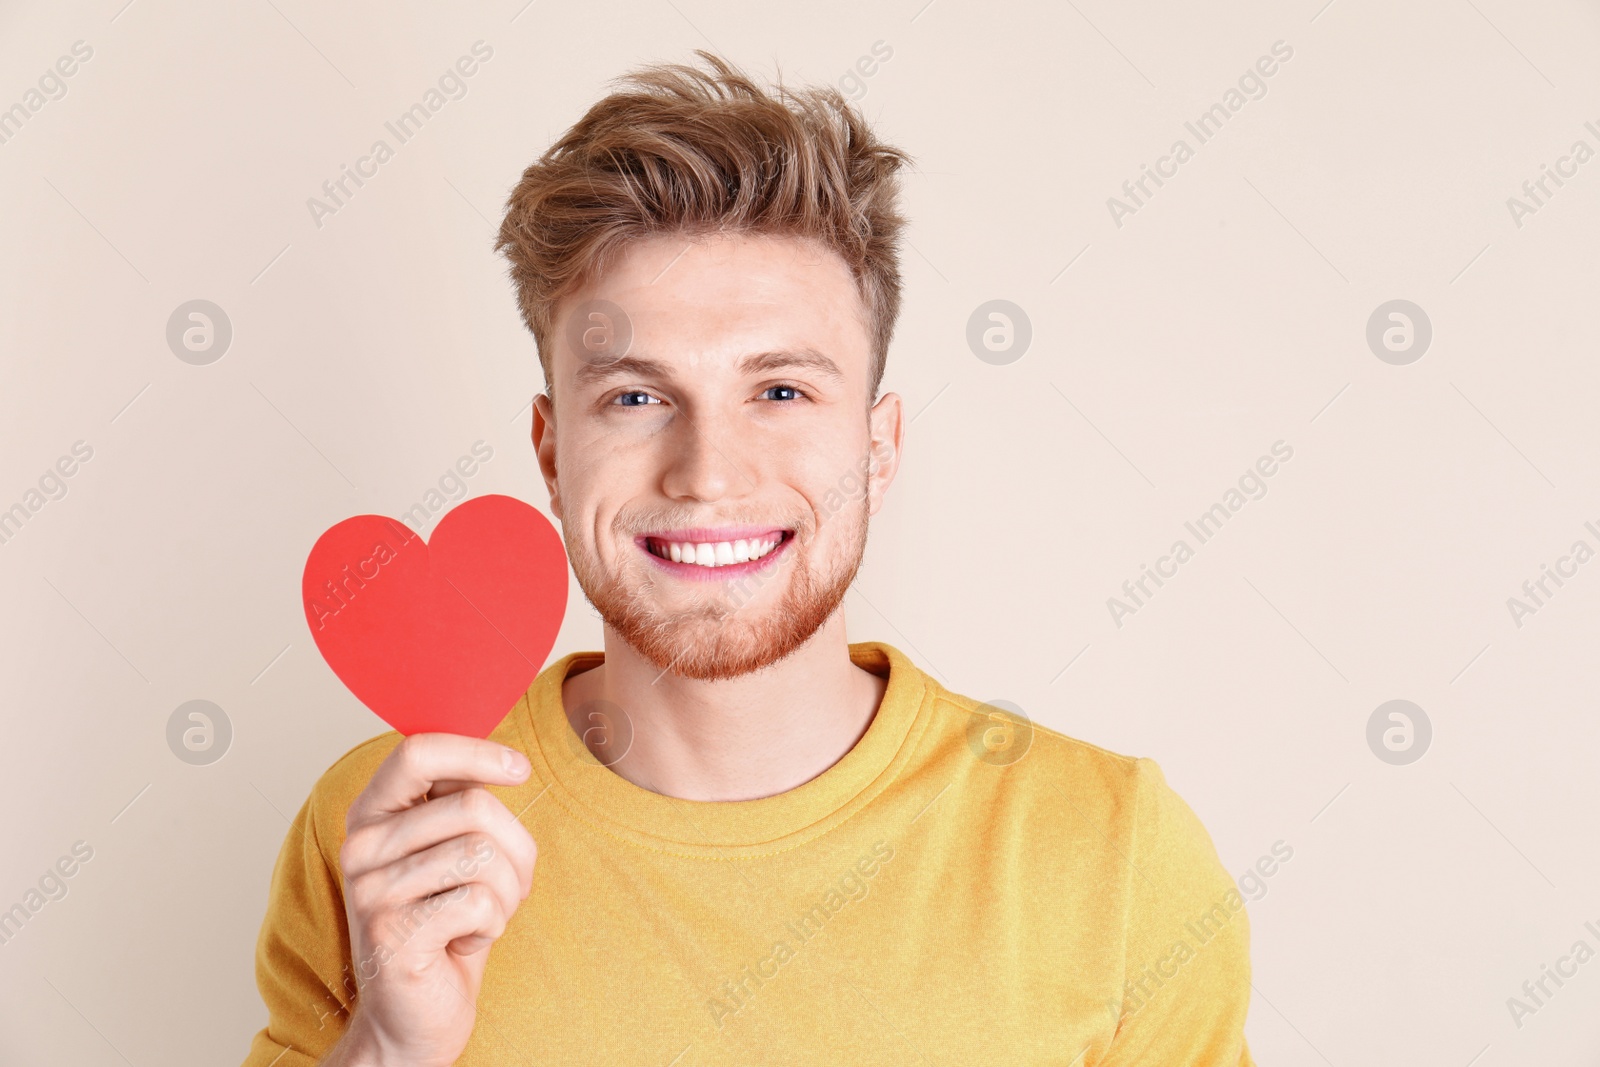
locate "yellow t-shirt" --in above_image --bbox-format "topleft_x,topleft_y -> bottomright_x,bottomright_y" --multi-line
244,642 -> 1254,1065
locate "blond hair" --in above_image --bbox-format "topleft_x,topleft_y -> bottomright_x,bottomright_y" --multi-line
494,51 -> 911,398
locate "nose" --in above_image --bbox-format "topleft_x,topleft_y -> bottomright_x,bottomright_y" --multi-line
658,413 -> 748,504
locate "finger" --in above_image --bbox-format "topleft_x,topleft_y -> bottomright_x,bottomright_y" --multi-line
417,882 -> 507,957
428,777 -> 514,800
364,832 -> 524,924
448,933 -> 494,956
343,788 -> 536,894
349,734 -> 530,829
347,853 -> 514,956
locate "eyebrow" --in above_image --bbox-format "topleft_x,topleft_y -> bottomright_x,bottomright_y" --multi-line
739,348 -> 846,384
572,347 -> 847,389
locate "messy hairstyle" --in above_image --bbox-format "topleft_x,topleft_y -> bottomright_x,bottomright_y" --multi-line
494,50 -> 911,399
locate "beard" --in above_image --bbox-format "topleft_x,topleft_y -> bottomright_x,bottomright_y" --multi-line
566,494 -> 870,682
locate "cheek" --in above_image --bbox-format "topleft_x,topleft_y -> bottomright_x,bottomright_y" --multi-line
562,429 -> 641,518
796,450 -> 867,536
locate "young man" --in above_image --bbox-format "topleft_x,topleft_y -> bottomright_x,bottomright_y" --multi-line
244,53 -> 1254,1066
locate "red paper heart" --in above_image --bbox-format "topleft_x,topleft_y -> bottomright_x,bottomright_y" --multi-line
302,494 -> 568,738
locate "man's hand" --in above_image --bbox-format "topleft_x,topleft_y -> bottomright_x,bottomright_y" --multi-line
319,733 -> 538,1067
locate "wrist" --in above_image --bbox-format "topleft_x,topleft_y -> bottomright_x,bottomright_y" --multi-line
322,1011 -> 391,1067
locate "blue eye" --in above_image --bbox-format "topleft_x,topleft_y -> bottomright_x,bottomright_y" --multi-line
763,385 -> 804,402
613,391 -> 660,407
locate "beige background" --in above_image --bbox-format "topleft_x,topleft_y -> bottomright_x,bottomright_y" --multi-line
3,0 -> 1599,1062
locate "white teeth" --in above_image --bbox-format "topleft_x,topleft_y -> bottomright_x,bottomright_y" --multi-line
650,535 -> 784,568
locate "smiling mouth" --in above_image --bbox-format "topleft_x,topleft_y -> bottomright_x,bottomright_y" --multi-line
639,529 -> 794,570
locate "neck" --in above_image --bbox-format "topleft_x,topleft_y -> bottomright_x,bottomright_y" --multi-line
559,613 -> 887,802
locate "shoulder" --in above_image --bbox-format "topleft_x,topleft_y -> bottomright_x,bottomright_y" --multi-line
920,676 -> 1147,808
916,676 -> 1250,1006
917,675 -> 1230,887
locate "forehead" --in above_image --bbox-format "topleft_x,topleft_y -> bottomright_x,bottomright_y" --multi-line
552,233 -> 872,383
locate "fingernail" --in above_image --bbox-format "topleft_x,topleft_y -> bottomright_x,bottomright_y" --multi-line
503,748 -> 528,777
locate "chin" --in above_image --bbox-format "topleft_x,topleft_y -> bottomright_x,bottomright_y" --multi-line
595,575 -> 839,681
644,615 -> 821,681
567,495 -> 871,681
573,539 -> 863,682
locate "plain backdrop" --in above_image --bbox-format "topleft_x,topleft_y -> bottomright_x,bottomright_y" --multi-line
3,0 -> 1599,1063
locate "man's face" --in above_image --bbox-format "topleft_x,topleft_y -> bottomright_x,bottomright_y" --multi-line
532,233 -> 903,681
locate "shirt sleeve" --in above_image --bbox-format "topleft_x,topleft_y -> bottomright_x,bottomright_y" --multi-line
1100,757 -> 1255,1066
241,787 -> 356,1067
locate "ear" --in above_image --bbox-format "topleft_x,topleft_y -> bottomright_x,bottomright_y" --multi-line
864,390 -> 904,517
531,392 -> 562,521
